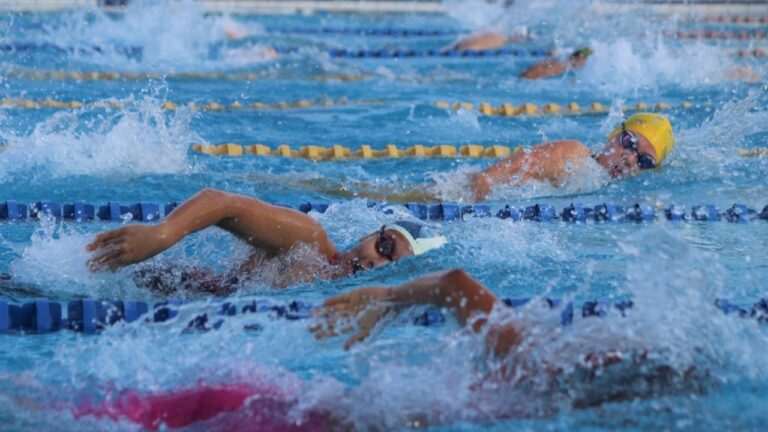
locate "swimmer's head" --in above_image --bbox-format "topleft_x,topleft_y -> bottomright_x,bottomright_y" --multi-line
343,221 -> 447,274
570,47 -> 593,60
596,113 -> 675,177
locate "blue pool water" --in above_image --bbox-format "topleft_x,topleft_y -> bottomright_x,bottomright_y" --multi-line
1,1 -> 767,430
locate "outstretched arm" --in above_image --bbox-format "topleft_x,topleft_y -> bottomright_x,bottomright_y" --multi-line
519,58 -> 568,80
87,188 -> 335,271
520,47 -> 591,80
312,269 -> 522,352
470,140 -> 591,201
446,32 -> 508,52
247,173 -> 440,204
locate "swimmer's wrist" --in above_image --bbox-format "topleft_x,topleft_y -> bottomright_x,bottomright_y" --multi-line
156,222 -> 180,248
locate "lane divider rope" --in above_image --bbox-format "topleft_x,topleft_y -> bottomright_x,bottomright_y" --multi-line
1,200 -> 767,223
0,43 -> 551,58
682,15 -> 768,24
192,143 -> 523,158
0,295 -> 763,334
188,143 -> 760,160
663,29 -> 768,40
1,142 -> 758,160
0,97 -> 385,111
281,46 -> 551,58
264,26 -> 465,37
4,69 -> 374,82
0,98 -> 696,117
6,47 -> 765,84
4,23 -> 466,37
434,100 -> 695,117
2,35 -> 764,62
0,42 -> 141,56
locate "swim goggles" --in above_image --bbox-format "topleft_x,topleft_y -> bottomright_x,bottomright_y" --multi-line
348,226 -> 398,274
375,225 -> 397,261
620,123 -> 656,170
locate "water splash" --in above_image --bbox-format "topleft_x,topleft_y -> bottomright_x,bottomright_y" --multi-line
45,0 -> 260,69
311,226 -> 768,427
579,38 -> 736,95
673,86 -> 768,182
5,218 -> 141,298
0,96 -> 198,182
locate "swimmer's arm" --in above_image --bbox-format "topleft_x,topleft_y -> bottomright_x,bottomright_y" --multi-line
386,269 -> 498,329
315,269 -> 521,350
519,58 -> 568,79
446,31 -> 509,52
272,175 -> 440,204
385,269 -> 522,356
471,140 -> 589,201
87,189 -> 334,271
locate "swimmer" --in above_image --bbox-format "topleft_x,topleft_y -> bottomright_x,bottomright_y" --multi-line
523,47 -> 762,81
444,28 -> 529,52
68,269 -> 703,429
302,112 -> 675,203
468,112 -> 673,201
220,19 -> 279,61
519,47 -> 593,80
85,189 -> 447,291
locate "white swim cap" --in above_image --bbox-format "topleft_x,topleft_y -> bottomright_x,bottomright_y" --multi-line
387,221 -> 447,256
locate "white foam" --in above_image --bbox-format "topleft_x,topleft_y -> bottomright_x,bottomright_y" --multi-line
43,0 -> 264,69
0,96 -> 198,181
672,87 -> 768,180
580,38 -> 738,94
6,218 -> 141,298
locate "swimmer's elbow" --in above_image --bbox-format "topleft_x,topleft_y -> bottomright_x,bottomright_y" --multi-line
199,188 -> 226,202
441,268 -> 472,285
441,269 -> 497,304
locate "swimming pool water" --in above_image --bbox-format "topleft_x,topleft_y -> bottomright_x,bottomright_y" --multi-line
0,1 -> 767,430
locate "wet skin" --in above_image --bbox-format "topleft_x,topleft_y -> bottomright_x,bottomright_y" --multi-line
593,130 -> 659,178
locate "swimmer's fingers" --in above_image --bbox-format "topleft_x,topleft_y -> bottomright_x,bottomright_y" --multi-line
86,228 -> 126,252
309,315 -> 354,339
344,328 -> 371,351
343,306 -> 391,350
322,287 -> 391,313
323,292 -> 352,308
315,301 -> 350,315
87,247 -> 124,272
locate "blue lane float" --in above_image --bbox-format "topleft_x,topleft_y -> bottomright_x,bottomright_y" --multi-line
0,42 -> 143,58
3,200 -> 768,224
0,43 -> 547,60
265,27 -> 464,37
0,296 -> 765,335
276,47 -> 549,59
97,202 -> 161,222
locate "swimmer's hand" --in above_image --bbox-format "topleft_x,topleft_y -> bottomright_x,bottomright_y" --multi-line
310,287 -> 393,350
86,224 -> 173,271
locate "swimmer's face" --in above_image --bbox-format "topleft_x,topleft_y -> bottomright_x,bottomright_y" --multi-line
346,228 -> 414,274
595,131 -> 658,178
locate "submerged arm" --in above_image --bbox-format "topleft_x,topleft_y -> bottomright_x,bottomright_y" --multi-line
248,173 -> 440,204
386,269 -> 498,328
313,269 -> 522,352
87,188 -> 334,271
447,32 -> 509,52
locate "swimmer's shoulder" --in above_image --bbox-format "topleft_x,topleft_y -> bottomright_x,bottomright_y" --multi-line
537,140 -> 591,158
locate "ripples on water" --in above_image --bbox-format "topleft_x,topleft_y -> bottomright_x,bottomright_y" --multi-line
0,0 -> 767,429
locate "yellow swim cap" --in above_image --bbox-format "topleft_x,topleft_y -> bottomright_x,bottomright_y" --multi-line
608,113 -> 675,164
